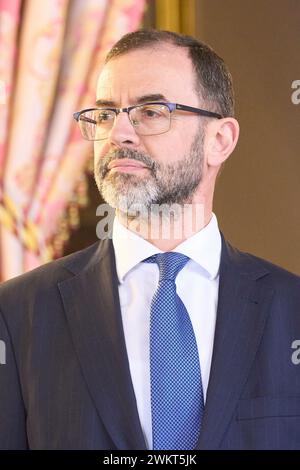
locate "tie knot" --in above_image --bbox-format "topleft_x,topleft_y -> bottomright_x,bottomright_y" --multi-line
144,252 -> 190,282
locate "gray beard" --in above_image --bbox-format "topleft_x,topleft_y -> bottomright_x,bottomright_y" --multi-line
94,130 -> 204,218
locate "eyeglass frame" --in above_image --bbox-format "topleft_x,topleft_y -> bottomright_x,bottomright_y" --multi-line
73,102 -> 223,140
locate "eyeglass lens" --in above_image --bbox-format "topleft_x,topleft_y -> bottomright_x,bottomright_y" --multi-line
78,104 -> 171,140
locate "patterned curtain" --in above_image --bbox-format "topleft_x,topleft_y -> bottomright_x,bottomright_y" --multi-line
0,0 -> 145,281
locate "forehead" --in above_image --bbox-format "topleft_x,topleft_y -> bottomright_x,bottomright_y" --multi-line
96,44 -> 198,105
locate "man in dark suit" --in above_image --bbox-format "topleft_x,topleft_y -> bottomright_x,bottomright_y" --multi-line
0,30 -> 300,450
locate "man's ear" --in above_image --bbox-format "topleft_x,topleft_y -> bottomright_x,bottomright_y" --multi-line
205,117 -> 240,167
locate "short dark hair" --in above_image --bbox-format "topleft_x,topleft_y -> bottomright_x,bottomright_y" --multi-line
105,29 -> 234,117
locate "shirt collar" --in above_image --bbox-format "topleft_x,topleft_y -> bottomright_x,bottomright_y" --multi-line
112,213 -> 221,283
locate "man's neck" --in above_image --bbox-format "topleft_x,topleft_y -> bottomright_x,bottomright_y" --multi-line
116,203 -> 212,251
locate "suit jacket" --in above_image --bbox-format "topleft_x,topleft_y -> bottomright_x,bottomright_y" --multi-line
0,235 -> 300,450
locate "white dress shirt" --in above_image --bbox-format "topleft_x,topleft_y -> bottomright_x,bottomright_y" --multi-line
112,213 -> 222,449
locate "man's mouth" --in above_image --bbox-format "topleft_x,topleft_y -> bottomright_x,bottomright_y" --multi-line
107,159 -> 150,173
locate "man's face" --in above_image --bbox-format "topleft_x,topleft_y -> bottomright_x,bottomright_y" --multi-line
94,44 -> 205,214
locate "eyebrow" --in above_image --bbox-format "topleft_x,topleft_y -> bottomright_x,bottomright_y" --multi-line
95,93 -> 169,107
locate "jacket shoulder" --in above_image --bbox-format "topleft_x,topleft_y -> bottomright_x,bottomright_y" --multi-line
225,239 -> 300,287
0,241 -> 102,300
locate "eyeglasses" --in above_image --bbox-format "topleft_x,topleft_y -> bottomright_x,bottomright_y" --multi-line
73,102 -> 222,141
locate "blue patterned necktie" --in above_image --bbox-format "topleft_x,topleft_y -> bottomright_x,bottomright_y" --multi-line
144,252 -> 204,450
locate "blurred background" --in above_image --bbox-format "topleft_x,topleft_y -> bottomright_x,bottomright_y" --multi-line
0,0 -> 299,282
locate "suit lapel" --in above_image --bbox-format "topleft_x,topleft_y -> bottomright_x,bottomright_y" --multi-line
196,236 -> 274,449
58,239 -> 147,450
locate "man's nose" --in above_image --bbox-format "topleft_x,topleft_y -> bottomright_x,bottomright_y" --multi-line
108,111 -> 140,147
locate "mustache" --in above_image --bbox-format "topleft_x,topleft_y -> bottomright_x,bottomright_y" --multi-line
99,148 -> 157,178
